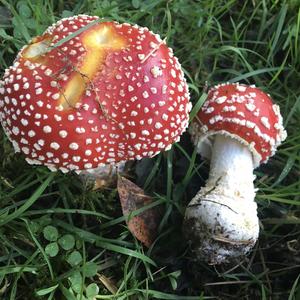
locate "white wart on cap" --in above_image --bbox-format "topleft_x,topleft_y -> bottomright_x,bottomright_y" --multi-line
0,15 -> 191,173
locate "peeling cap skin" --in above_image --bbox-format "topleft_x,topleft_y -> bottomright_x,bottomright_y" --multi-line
184,83 -> 287,264
190,83 -> 287,166
0,15 -> 191,173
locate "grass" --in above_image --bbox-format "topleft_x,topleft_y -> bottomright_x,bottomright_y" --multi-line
0,0 -> 300,299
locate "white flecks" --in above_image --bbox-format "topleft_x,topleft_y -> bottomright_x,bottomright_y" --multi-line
162,114 -> 168,121
43,125 -> 52,133
138,54 -> 145,60
85,150 -> 92,156
69,142 -> 79,150
13,83 -> 20,91
84,163 -> 93,169
86,138 -> 92,145
222,105 -> 236,112
38,139 -> 45,146
134,143 -> 141,150
215,96 -> 227,104
253,109 -> 260,117
204,107 -> 215,114
54,114 -> 62,121
142,130 -> 150,136
55,105 -> 64,111
73,156 -> 81,162
150,87 -> 157,94
20,138 -> 28,145
178,84 -> 184,92
45,69 -> 52,76
128,85 -> 134,92
21,119 -> 28,126
144,75 -> 149,83
209,115 -> 223,124
236,85 -> 247,92
12,126 -> 20,135
170,69 -> 176,78
150,41 -> 157,48
75,127 -> 85,134
62,153 -> 69,159
245,102 -> 256,112
130,132 -> 136,139
11,98 -> 18,106
50,81 -> 57,87
150,66 -> 162,78
68,114 -> 75,121
272,104 -> 280,116
162,85 -> 167,94
37,100 -> 43,107
155,122 -> 163,129
28,130 -> 36,137
23,82 -> 29,89
59,130 -> 68,138
22,147 -> 30,154
3,97 -> 9,105
36,88 -> 43,95
143,91 -> 149,99
246,120 -> 256,129
50,142 -> 60,150
52,93 -> 60,100
261,116 -> 271,129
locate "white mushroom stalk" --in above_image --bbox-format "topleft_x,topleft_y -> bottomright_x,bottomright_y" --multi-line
184,135 -> 259,264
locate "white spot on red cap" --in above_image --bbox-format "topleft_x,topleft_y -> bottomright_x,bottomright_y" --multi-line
59,130 -> 68,138
150,66 -> 162,78
69,142 -> 79,150
43,125 -> 52,133
50,142 -> 60,150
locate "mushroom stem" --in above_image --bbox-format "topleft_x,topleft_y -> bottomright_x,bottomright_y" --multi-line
184,135 -> 259,264
80,162 -> 126,189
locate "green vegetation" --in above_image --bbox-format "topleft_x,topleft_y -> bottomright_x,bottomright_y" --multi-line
0,0 -> 300,299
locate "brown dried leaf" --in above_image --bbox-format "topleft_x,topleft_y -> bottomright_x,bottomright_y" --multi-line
117,176 -> 160,247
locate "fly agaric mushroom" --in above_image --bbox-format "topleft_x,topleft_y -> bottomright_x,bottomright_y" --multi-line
183,83 -> 287,264
0,15 -> 191,173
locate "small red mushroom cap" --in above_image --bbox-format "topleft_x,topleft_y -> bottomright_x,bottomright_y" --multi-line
190,83 -> 287,166
0,15 -> 191,173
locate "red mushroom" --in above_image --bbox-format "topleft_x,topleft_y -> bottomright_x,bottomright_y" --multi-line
184,83 -> 287,264
0,15 -> 191,173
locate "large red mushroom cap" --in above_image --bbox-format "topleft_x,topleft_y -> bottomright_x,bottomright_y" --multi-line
190,83 -> 286,166
0,15 -> 191,173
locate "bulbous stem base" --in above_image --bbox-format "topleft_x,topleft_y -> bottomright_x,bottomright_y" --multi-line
184,135 -> 259,264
